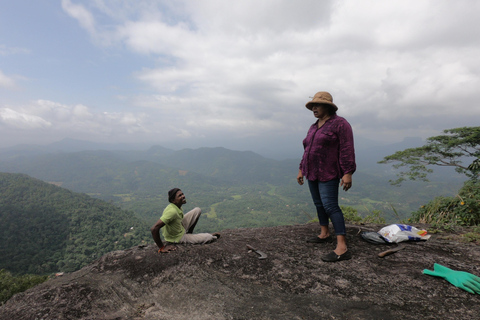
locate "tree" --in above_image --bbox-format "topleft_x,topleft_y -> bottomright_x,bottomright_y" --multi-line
379,127 -> 480,185
0,269 -> 47,305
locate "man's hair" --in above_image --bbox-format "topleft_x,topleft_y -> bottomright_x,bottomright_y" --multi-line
168,188 -> 181,203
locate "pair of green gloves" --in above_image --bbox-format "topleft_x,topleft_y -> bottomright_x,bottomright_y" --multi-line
423,263 -> 480,294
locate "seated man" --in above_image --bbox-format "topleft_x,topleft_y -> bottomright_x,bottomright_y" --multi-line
151,188 -> 220,253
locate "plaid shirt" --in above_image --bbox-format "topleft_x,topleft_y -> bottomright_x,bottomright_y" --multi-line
299,114 -> 356,181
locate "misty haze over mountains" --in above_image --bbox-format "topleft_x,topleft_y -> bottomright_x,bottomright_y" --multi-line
0,136 -> 434,187
0,135 -> 464,225
0,135 -> 424,164
0,136 -> 430,186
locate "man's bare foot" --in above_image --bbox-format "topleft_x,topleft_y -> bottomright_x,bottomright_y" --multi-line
158,245 -> 177,253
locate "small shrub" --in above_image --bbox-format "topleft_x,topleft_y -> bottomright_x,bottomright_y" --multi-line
410,181 -> 480,226
341,206 -> 363,223
362,209 -> 386,224
306,206 -> 387,225
461,226 -> 480,243
0,270 -> 48,305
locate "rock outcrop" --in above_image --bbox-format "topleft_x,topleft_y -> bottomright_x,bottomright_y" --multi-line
1,223 -> 479,319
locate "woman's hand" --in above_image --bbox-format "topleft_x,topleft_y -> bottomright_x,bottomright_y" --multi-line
340,173 -> 352,191
297,170 -> 304,185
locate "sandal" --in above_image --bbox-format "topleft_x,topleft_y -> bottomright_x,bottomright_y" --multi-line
306,236 -> 333,243
321,250 -> 352,262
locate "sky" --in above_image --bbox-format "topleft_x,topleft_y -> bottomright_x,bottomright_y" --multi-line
1,0 -> 479,159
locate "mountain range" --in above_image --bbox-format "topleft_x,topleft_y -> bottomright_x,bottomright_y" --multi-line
0,138 -> 465,226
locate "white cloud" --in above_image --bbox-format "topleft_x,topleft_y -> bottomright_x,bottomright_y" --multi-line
118,20 -> 193,56
5,0 -> 480,152
0,100 -> 150,140
0,45 -> 30,56
122,2 -> 478,143
0,108 -> 51,129
61,0 -> 96,35
0,70 -> 16,88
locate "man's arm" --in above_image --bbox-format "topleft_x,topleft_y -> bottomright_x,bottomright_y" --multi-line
150,219 -> 176,253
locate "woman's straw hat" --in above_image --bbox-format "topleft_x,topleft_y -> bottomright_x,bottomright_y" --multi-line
305,91 -> 338,111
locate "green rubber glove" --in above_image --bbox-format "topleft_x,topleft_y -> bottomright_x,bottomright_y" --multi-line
423,263 -> 480,294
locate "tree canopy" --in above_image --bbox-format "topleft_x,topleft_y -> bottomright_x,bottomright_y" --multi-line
379,127 -> 480,185
0,172 -> 151,275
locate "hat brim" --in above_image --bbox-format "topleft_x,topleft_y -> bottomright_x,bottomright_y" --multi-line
305,100 -> 338,111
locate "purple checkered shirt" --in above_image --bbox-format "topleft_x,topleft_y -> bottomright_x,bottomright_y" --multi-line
299,114 -> 356,181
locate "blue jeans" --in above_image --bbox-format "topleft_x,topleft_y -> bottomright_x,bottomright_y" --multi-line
307,179 -> 346,235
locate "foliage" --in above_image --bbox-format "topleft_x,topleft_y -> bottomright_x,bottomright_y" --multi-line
361,209 -> 386,224
309,206 -> 386,225
0,173 -> 151,275
193,183 -> 313,231
0,269 -> 47,305
379,127 -> 480,185
461,226 -> 480,243
342,206 -> 363,223
409,181 -> 480,226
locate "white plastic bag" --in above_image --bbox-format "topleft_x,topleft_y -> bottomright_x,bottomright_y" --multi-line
378,224 -> 431,243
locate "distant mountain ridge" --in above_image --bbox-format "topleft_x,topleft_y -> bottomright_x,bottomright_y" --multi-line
0,145 -> 294,188
0,136 -> 437,180
0,136 -> 425,163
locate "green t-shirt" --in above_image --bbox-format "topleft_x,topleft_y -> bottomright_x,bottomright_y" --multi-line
160,203 -> 185,242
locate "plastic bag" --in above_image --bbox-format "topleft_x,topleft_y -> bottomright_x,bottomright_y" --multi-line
378,224 -> 431,243
360,231 -> 389,244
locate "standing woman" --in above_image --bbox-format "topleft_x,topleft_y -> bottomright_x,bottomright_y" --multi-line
297,91 -> 356,262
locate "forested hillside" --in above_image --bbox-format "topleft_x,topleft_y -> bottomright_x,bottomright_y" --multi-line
0,173 -> 150,275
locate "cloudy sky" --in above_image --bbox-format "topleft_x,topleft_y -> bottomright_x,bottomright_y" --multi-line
1,0 -> 479,158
